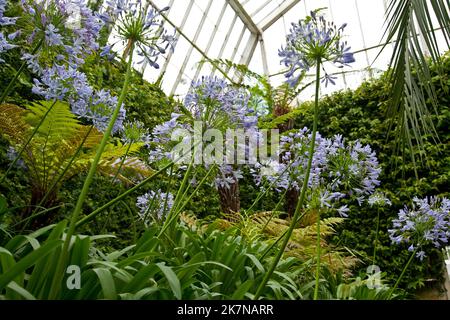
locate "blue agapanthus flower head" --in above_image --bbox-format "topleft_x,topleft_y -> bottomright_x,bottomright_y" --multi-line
0,32 -> 16,62
136,189 -> 174,226
16,0 -> 105,71
105,0 -> 176,68
253,128 -> 381,216
388,196 -> 450,260
32,63 -> 125,134
0,0 -> 17,26
279,10 -> 355,87
0,0 -> 18,62
183,76 -> 253,130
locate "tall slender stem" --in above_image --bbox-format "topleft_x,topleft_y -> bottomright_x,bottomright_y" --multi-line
312,60 -> 322,301
75,156 -> 176,228
372,208 -> 381,265
111,142 -> 132,183
158,165 -> 215,238
389,249 -> 417,299
48,44 -> 135,299
100,142 -> 133,233
313,211 -> 322,300
254,58 -> 322,300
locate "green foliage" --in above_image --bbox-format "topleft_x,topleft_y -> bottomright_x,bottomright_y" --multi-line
58,173 -> 144,251
0,101 -> 152,229
299,266 -> 404,300
211,211 -> 359,276
0,221 -> 305,300
285,53 -> 450,293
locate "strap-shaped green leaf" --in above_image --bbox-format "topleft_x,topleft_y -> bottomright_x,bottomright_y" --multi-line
0,239 -> 62,290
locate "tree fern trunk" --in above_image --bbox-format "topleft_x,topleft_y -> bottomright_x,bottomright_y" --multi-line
21,186 -> 58,230
217,177 -> 240,215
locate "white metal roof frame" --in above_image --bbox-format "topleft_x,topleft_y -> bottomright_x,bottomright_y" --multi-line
143,0 -> 301,96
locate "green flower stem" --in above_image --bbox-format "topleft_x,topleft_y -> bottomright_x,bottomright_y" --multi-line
162,166 -> 175,215
0,38 -> 44,105
261,186 -> 290,233
158,165 -> 215,238
372,208 -> 381,265
389,249 -> 417,299
48,44 -> 135,299
75,142 -> 200,229
0,99 -> 58,184
170,160 -> 194,217
313,210 -> 322,300
246,162 -> 294,214
101,140 -> 133,233
254,58 -> 322,300
259,209 -> 309,260
15,205 -> 64,230
111,142 -> 133,183
75,161 -> 174,229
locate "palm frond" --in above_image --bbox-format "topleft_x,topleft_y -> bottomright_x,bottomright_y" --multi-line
382,0 -> 450,173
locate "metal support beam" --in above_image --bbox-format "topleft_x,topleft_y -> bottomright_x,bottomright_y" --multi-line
238,33 -> 258,66
250,0 -> 273,18
354,0 -> 374,77
192,1 -> 228,82
159,0 -> 195,76
259,35 -> 269,76
212,14 -> 239,76
171,0 -> 214,95
236,32 -> 258,82
226,0 -> 262,35
258,0 -> 302,31
229,25 -> 247,67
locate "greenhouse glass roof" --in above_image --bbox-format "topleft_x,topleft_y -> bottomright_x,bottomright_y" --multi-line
132,0 -> 447,101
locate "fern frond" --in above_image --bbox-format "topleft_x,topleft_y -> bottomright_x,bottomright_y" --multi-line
24,101 -> 81,139
0,104 -> 30,145
215,210 -> 359,274
97,156 -> 153,185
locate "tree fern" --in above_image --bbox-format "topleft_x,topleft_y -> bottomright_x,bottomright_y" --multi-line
0,101 -> 152,226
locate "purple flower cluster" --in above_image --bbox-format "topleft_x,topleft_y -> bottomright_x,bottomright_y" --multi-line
21,0 -> 105,69
78,89 -> 125,134
215,165 -> 243,190
184,76 -> 254,129
136,189 -> 174,226
149,76 -> 259,190
20,0 -> 105,68
254,128 -> 381,215
6,146 -> 27,170
0,0 -> 17,26
388,196 -> 450,260
7,1 -> 125,132
32,63 -> 125,134
104,0 -> 176,68
279,11 -> 355,87
0,0 -> 18,62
